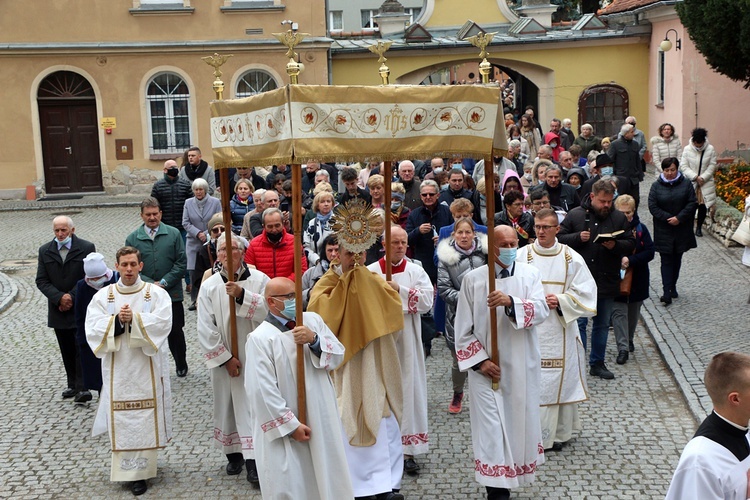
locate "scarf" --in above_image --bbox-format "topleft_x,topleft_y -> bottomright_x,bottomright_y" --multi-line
509,215 -> 529,239
184,160 -> 208,180
659,171 -> 683,185
316,211 -> 333,224
453,239 -> 477,256
194,195 -> 209,217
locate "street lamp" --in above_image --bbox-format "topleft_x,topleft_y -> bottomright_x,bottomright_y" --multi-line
660,28 -> 681,52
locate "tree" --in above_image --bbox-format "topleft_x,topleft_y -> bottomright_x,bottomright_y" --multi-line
677,0 -> 750,89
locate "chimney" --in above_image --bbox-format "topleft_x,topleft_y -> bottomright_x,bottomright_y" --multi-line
515,0 -> 558,28
374,0 -> 411,36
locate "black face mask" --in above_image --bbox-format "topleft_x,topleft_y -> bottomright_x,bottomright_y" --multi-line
167,167 -> 179,177
266,231 -> 283,243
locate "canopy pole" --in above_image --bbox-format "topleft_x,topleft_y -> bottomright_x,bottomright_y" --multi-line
202,53 -> 239,361
484,155 -> 500,391
273,22 -> 309,424
384,162 -> 393,280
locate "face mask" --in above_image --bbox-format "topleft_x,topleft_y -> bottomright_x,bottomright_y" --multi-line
550,142 -> 558,148
166,167 -> 179,177
538,179 -> 545,185
601,167 -> 614,176
58,235 -> 72,246
452,163 -> 462,169
441,184 -> 449,191
433,167 -> 443,175
281,298 -> 296,320
524,174 -> 532,181
390,202 -> 402,212
498,248 -> 517,267
267,231 -> 283,243
86,276 -> 109,289
613,190 -> 619,199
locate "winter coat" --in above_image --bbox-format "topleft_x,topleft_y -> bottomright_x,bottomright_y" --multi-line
680,139 -> 718,208
471,188 -> 499,226
494,210 -> 535,247
614,215 -> 655,304
558,196 -> 635,297
573,134 -> 602,159
436,234 -> 489,348
650,134 -> 682,172
438,187 -> 472,206
648,173 -> 698,255
36,234 -> 96,329
125,224 -> 186,302
182,195 -> 222,270
301,261 -> 327,308
264,166 -> 292,189
243,229 -> 307,281
543,132 -> 564,161
531,181 -> 580,213
560,127 -> 575,151
303,215 -> 333,266
406,203 -> 453,282
151,175 -> 193,229
608,137 -> 643,183
179,160 -> 216,195
521,127 -> 542,160
229,194 -> 253,234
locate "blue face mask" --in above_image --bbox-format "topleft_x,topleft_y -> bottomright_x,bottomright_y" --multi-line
601,166 -> 614,176
613,190 -> 619,200
280,298 -> 296,320
498,247 -> 517,267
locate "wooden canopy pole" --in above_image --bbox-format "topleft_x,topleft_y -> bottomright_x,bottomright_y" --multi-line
483,156 -> 499,391
202,54 -> 239,361
274,23 -> 309,424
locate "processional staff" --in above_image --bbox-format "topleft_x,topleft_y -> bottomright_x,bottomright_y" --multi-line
272,23 -> 310,424
201,53 -> 240,365
367,40 -> 394,280
468,32 -> 502,391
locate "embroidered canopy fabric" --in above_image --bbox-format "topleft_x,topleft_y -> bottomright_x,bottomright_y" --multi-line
209,84 -> 508,168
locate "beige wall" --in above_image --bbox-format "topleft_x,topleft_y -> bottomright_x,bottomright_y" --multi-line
0,0 -> 328,196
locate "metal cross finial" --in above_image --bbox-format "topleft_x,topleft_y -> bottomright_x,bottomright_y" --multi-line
201,53 -> 233,80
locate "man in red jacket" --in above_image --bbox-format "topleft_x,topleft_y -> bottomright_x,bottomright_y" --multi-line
244,208 -> 307,280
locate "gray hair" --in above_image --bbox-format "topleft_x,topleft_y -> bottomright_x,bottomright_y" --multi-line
620,123 -> 634,136
581,123 -> 593,132
262,190 -> 279,203
315,169 -> 330,180
192,178 -> 209,193
538,144 -> 553,155
509,139 -> 521,148
262,207 -> 283,224
217,233 -> 248,252
398,160 -> 415,173
53,215 -> 74,228
420,179 -> 439,192
562,118 -> 572,127
546,164 -> 562,175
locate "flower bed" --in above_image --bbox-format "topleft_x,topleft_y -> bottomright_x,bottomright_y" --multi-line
715,160 -> 750,212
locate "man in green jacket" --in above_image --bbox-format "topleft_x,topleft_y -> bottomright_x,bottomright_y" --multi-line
125,197 -> 188,377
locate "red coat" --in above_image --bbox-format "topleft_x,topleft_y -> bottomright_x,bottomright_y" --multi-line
244,229 -> 307,280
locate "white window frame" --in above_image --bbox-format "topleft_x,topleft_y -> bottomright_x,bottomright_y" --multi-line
361,9 -> 379,30
404,7 -> 421,24
329,10 -> 344,31
146,72 -> 193,155
657,49 -> 666,106
235,69 -> 279,98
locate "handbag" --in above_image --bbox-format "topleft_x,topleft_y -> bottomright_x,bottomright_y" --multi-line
619,266 -> 633,296
731,214 -> 750,247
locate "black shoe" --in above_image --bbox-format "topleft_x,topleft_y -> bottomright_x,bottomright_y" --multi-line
188,303 -> 197,311
246,461 -> 259,486
131,480 -> 147,496
616,350 -> 629,365
695,227 -> 703,237
404,457 -> 420,474
385,494 -> 405,500
629,341 -> 635,353
176,366 -> 188,378
74,390 -> 93,403
62,388 -> 77,399
660,295 -> 672,306
486,487 -> 511,500
590,362 -> 615,380
671,289 -> 679,299
544,441 -> 564,452
226,460 -> 243,475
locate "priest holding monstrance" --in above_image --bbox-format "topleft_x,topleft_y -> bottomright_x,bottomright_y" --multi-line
309,198 -> 407,500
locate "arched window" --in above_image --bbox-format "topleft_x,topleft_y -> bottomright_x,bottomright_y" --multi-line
235,70 -> 278,98
146,72 -> 191,154
578,84 -> 629,138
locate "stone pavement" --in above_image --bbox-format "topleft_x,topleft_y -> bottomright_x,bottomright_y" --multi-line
0,180 -> 739,498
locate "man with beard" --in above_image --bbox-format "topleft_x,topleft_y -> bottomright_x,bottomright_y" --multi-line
438,168 -> 473,206
530,165 -> 579,214
558,180 -> 634,380
179,147 -> 216,195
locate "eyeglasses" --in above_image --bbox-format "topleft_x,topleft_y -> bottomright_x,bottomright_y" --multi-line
534,225 -> 558,231
509,202 -> 524,207
211,227 -> 225,234
218,246 -> 241,253
532,201 -> 551,206
270,292 -> 295,300
421,192 -> 437,198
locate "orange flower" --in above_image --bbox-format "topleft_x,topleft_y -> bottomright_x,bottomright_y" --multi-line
267,119 -> 274,129
470,111 -> 481,123
304,112 -> 314,124
440,112 -> 451,122
367,114 -> 377,126
336,115 -> 347,125
413,114 -> 423,125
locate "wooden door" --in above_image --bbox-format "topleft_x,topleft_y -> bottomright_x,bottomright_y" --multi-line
39,102 -> 103,194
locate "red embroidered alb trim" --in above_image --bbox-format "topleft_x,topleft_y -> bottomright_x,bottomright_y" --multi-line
456,340 -> 483,361
205,344 -> 227,361
407,288 -> 419,314
402,433 -> 429,446
261,410 -> 295,433
521,299 -> 535,328
213,428 -> 253,450
474,458 -> 538,478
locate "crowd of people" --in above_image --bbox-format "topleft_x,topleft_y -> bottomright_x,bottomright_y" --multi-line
34,116 -> 729,499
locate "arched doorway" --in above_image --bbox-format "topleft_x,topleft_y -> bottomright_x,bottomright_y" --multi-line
38,71 -> 103,194
577,84 -> 629,139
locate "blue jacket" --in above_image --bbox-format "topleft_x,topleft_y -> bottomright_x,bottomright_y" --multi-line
614,216 -> 655,303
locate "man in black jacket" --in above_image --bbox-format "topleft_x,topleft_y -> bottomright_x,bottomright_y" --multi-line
36,216 -> 96,401
558,180 -> 635,380
608,124 -> 643,208
530,164 -> 579,213
151,159 -> 193,232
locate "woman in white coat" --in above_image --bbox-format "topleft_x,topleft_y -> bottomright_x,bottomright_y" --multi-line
680,128 -> 717,237
182,178 -> 222,308
650,123 -> 682,172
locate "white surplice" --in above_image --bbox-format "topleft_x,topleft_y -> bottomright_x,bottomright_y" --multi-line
666,436 -> 750,500
454,263 -> 549,489
245,312 -> 353,500
367,258 -> 434,455
516,240 -> 597,448
85,278 -> 173,481
197,268 -> 269,459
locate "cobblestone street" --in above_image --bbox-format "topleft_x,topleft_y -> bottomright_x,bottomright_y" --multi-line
0,173 -> 746,498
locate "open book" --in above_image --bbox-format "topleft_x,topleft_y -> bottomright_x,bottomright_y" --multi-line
593,229 -> 624,244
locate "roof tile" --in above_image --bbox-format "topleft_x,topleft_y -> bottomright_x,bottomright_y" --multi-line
599,0 -> 660,15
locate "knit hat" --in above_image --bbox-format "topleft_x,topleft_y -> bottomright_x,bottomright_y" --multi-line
83,252 -> 108,279
207,213 -> 224,231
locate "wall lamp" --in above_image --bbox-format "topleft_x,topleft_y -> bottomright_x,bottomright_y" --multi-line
660,28 -> 681,52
